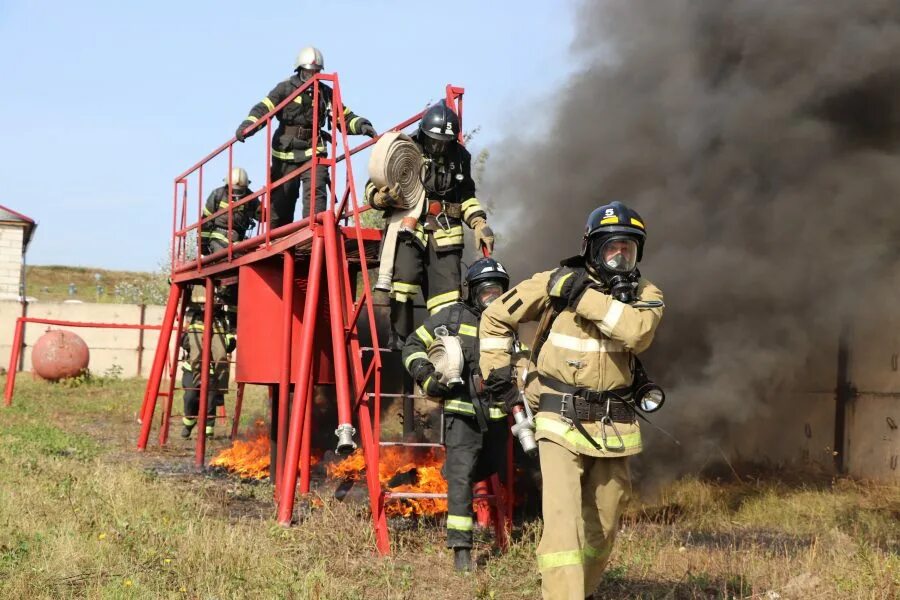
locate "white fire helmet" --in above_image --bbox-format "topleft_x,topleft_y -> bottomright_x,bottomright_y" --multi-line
224,167 -> 249,189
294,46 -> 324,72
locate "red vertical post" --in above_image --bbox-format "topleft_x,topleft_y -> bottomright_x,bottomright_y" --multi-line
299,360 -> 315,494
506,417 -> 515,527
277,234 -> 325,525
489,473 -> 509,551
138,282 -> 183,450
322,211 -> 355,454
194,277 -> 214,468
3,318 -> 24,406
276,250 -> 295,494
230,382 -> 245,441
159,291 -> 189,446
227,145 -> 234,261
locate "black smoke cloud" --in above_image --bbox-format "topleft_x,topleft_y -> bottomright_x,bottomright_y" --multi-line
485,0 -> 900,479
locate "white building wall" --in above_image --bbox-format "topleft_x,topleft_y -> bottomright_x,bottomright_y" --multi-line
0,225 -> 24,299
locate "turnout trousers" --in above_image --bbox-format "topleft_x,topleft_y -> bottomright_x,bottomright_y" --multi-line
442,414 -> 508,548
269,158 -> 329,228
181,370 -> 222,433
390,235 -> 462,339
537,439 -> 631,600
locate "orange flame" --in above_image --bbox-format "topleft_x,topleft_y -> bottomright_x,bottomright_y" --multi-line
328,447 -> 448,517
210,420 -> 319,480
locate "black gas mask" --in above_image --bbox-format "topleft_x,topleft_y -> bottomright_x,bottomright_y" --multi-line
421,135 -> 450,157
586,235 -> 641,303
298,67 -> 321,82
471,281 -> 505,313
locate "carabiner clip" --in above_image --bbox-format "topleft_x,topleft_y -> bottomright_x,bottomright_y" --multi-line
436,208 -> 452,233
600,416 -> 625,451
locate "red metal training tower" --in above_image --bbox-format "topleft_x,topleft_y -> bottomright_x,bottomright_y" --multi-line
136,75 -> 509,554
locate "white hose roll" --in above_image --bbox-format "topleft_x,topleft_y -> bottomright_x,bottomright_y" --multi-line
427,329 -> 465,387
368,132 -> 427,291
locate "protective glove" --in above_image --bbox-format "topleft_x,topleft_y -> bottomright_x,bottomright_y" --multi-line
484,366 -> 521,412
235,124 -> 248,143
358,122 -> 377,138
371,183 -> 402,210
470,216 -> 494,253
548,267 -> 597,308
225,334 -> 237,354
410,360 -> 452,397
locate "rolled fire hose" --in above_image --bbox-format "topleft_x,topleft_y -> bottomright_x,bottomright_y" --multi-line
368,132 -> 426,291
426,328 -> 465,388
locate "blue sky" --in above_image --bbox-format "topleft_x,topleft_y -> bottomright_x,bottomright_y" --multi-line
0,0 -> 577,271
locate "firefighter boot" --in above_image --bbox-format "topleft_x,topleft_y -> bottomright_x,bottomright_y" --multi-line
453,548 -> 471,572
181,418 -> 196,439
205,425 -> 215,439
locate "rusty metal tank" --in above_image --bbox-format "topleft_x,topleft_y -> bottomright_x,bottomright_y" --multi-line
31,329 -> 90,381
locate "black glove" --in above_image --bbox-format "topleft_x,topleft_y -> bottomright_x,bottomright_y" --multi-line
235,125 -> 247,143
225,335 -> 237,353
358,122 -> 377,138
484,366 -> 521,412
410,361 -> 451,397
549,267 -> 596,308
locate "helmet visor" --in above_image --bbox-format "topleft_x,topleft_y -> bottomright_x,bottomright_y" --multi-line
299,67 -> 321,81
422,135 -> 450,156
474,282 -> 504,310
591,237 -> 638,273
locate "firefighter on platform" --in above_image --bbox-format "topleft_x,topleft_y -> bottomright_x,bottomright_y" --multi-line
400,257 -> 510,572
199,167 -> 260,255
234,46 -> 377,226
366,100 -> 495,347
180,295 -> 236,440
479,202 -> 664,599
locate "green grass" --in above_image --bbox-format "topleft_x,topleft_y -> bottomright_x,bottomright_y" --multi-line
25,265 -> 165,304
0,375 -> 897,599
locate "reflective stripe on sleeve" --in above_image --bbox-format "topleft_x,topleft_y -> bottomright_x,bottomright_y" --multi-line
479,337 -> 512,351
599,300 -> 626,337
272,150 -> 295,161
426,291 -> 459,312
262,97 -> 275,112
403,351 -> 428,370
550,272 -> 574,297
245,115 -> 258,123
415,325 -> 434,347
460,197 -> 483,221
457,324 -> 477,337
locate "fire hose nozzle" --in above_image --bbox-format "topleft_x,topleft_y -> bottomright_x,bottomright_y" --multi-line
335,423 -> 357,455
510,405 -> 537,456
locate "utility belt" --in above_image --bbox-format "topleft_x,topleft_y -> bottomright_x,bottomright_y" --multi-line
538,376 -> 635,424
282,125 -> 331,144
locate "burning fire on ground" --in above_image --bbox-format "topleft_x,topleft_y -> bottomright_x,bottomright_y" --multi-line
327,447 -> 448,518
212,431 -> 450,518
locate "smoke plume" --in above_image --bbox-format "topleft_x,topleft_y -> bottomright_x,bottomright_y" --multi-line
486,0 -> 900,481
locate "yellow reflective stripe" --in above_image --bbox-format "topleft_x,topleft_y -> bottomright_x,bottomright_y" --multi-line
272,150 -> 295,160
458,324 -> 477,337
200,231 -> 229,242
537,546 -> 608,571
181,361 -> 192,372
404,351 -> 428,370
550,272 -> 574,297
343,106 -> 352,115
217,201 -> 230,210
600,216 -> 619,225
536,417 -> 641,452
444,399 -> 476,415
426,291 -> 459,311
245,115 -> 258,123
393,281 -> 421,295
262,97 -> 275,111
293,95 -> 303,105
479,337 -> 511,351
583,544 -> 611,562
488,406 -> 506,420
392,291 -> 412,303
432,225 -> 464,239
347,116 -> 361,131
202,207 -> 213,217
415,325 -> 434,348
183,417 -> 197,426
461,197 -> 483,221
447,515 -> 473,531
630,217 -> 644,229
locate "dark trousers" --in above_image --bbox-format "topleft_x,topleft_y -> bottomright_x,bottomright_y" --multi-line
270,159 -> 329,229
391,237 -> 462,338
442,414 -> 509,548
182,370 -> 221,426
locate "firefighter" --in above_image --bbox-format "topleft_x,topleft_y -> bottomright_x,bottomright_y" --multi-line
180,299 -> 236,439
199,167 -> 260,255
235,46 -> 377,226
400,257 -> 510,572
366,99 -> 495,347
479,202 -> 664,599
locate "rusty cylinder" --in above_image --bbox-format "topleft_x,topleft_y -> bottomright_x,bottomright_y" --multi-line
31,329 -> 90,381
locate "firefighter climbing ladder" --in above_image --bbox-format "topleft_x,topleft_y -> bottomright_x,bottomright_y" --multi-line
136,75 -> 509,554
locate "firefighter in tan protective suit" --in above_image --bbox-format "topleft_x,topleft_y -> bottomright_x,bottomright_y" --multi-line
479,201 -> 664,600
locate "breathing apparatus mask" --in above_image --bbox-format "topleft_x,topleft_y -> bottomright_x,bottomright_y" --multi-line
586,234 -> 641,303
472,281 -> 504,312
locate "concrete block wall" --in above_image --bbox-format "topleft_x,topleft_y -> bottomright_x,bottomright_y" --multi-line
0,299 -> 165,378
0,225 -> 23,299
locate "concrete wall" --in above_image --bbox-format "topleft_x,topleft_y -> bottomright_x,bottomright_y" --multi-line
0,225 -> 24,299
0,300 -> 165,378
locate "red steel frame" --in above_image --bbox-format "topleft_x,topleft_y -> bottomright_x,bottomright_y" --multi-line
4,317 -> 163,406
133,75 -> 510,554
